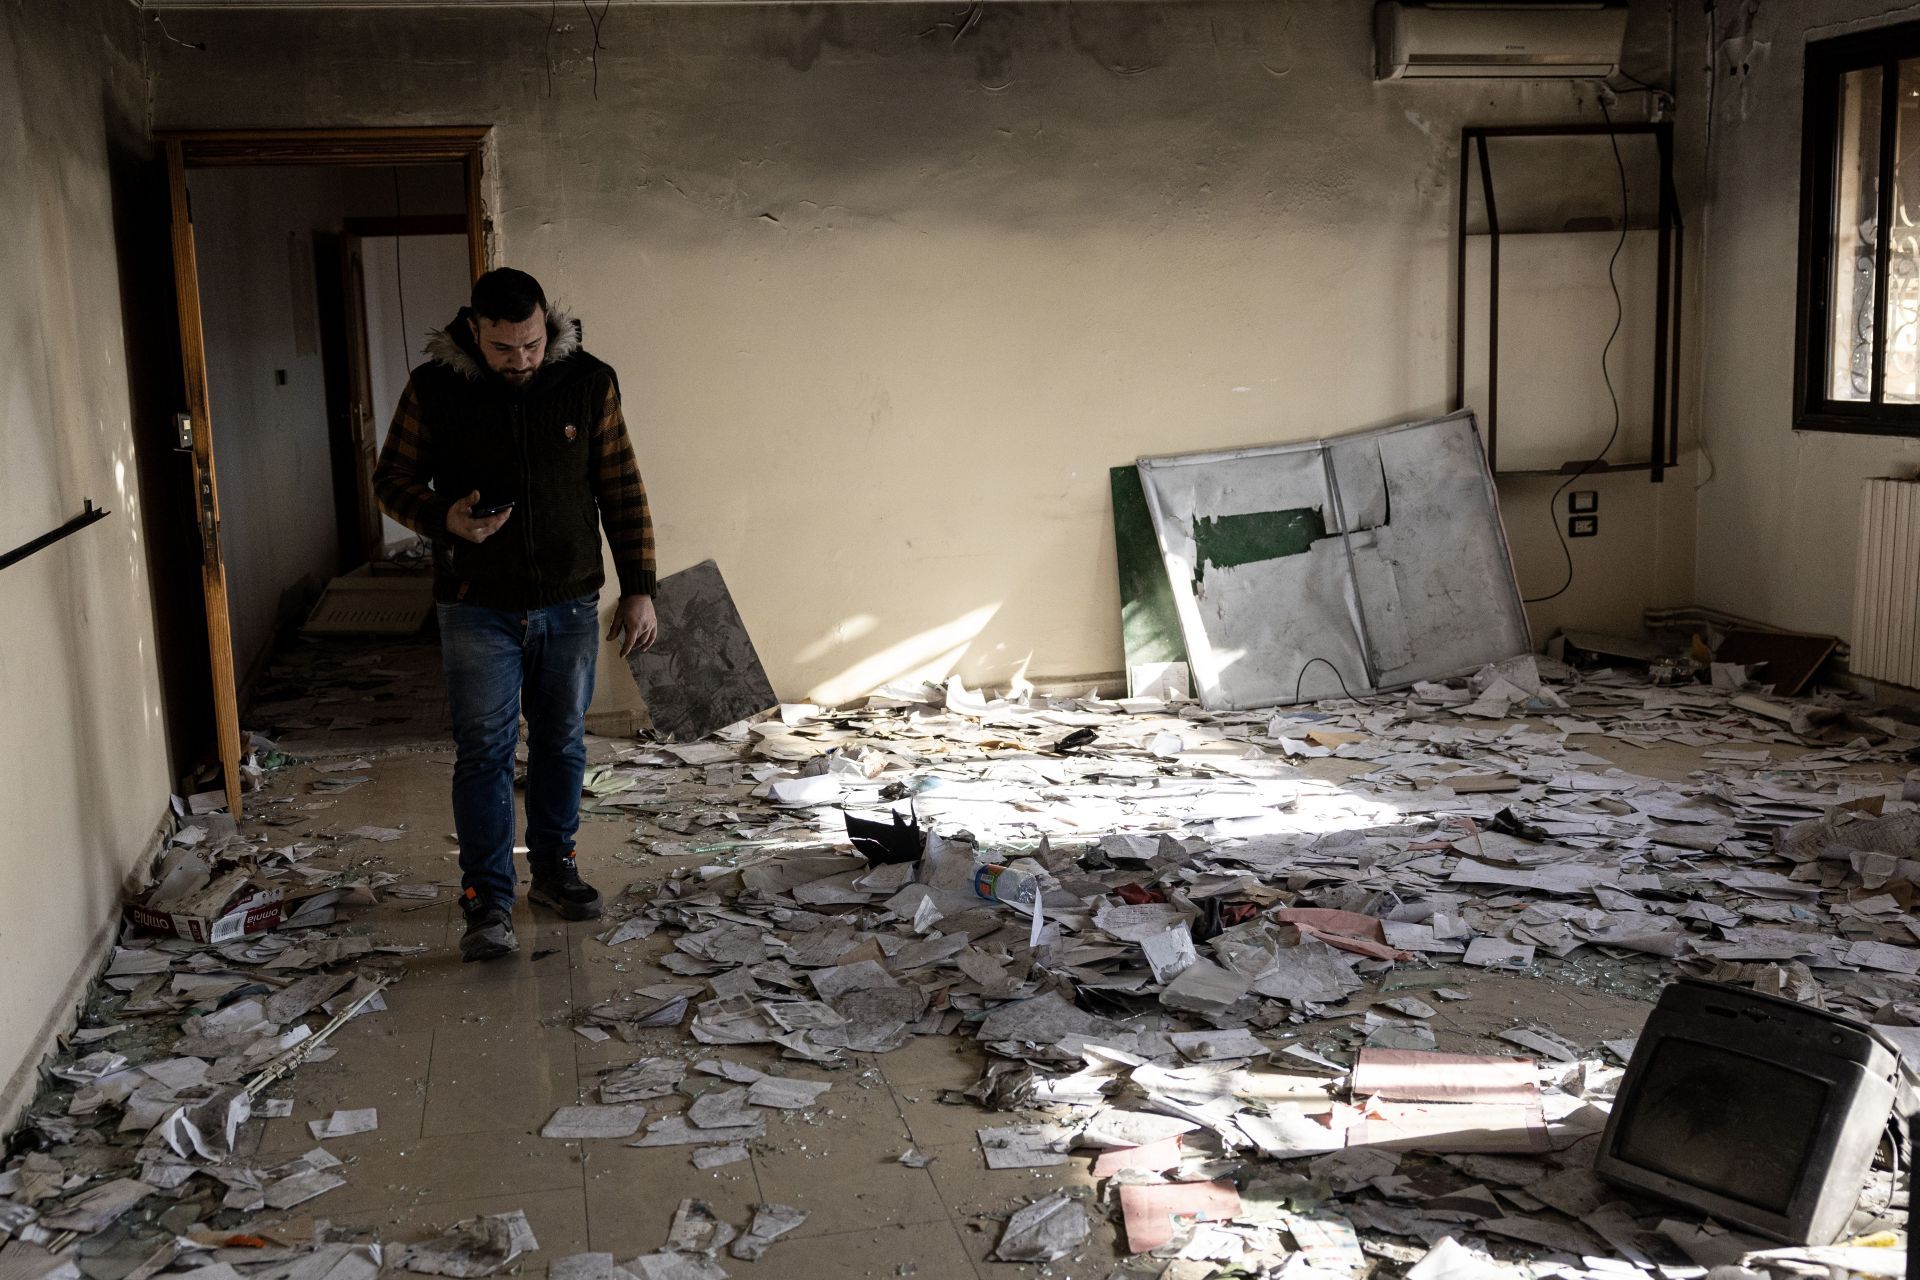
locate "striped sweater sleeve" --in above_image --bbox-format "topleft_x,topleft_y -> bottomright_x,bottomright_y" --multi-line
590,380 -> 657,597
372,380 -> 451,538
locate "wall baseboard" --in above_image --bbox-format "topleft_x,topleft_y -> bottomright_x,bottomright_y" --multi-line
0,807 -> 172,1137
1826,670 -> 1920,713
1027,671 -> 1128,700
584,708 -> 642,738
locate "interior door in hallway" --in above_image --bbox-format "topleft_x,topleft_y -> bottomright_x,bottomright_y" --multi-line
163,139 -> 245,817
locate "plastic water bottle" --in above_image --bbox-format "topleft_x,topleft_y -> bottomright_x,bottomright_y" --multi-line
972,864 -> 1039,911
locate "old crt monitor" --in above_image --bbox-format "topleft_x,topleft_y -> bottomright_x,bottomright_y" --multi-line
1594,978 -> 1900,1245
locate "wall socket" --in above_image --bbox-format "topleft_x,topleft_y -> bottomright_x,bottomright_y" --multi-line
1569,514 -> 1599,538
1569,490 -> 1599,513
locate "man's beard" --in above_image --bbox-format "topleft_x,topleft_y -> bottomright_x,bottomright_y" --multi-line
494,367 -> 538,391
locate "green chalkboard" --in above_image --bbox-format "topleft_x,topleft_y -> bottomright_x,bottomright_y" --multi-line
1110,465 -> 1189,693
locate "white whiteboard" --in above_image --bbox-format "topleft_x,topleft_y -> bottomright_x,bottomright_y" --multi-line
1136,410 -> 1531,710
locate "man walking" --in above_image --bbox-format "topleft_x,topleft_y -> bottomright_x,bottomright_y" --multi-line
374,268 -> 657,962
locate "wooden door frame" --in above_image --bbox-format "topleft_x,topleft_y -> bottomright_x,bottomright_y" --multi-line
339,235 -> 386,567
158,126 -> 491,816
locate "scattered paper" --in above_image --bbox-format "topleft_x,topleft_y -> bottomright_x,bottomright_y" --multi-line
392,1211 -> 538,1277
692,1144 -> 750,1169
730,1204 -> 807,1261
744,1075 -> 831,1110
1119,1181 -> 1243,1254
308,1108 -> 378,1140
993,1192 -> 1092,1263
979,1124 -> 1073,1169
540,1105 -> 649,1139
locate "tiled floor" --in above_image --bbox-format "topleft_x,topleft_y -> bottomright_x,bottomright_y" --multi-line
227,680 -> 1675,1279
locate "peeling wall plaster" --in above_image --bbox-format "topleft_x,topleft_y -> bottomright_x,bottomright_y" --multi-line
1712,0 -> 1771,122
149,2 -> 1696,701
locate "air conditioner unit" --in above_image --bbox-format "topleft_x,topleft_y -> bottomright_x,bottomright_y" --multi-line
1375,2 -> 1629,80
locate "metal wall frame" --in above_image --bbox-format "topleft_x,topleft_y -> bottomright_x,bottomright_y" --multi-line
1452,122 -> 1684,482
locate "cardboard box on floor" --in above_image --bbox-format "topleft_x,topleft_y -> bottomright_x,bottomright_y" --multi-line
125,846 -> 344,943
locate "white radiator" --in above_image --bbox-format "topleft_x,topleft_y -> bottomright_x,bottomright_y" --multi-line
1852,477 -> 1920,687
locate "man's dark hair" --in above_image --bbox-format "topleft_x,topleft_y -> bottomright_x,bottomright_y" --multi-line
470,268 -> 548,324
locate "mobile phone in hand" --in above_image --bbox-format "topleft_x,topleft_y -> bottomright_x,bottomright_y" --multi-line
470,499 -> 515,519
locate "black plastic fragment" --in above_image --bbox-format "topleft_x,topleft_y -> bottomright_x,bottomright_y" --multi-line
846,806 -> 926,866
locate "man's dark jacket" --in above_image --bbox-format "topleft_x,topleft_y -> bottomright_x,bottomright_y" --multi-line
393,305 -> 628,610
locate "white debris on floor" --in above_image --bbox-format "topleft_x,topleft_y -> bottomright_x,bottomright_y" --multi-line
0,801 -> 423,1280
573,657 -> 1919,1277
5,652 -> 1919,1280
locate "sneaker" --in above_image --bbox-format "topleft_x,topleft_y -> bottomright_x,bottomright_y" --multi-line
528,856 -> 603,920
460,898 -> 518,963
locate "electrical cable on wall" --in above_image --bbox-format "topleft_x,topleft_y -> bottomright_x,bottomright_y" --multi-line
150,13 -> 206,51
390,167 -> 411,377
1523,88 -> 1631,605
1609,70 -> 1676,116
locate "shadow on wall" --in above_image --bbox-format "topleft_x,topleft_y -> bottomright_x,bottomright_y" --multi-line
105,92 -> 212,791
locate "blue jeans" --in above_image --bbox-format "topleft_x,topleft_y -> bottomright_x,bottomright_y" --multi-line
438,594 -> 600,910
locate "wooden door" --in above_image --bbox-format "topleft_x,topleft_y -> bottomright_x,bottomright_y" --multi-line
340,236 -> 385,565
163,141 -> 244,817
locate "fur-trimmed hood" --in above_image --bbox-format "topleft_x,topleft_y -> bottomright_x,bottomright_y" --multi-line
422,302 -> 582,382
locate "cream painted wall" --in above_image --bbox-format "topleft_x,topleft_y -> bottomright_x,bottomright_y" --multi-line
150,3 -> 1695,706
1687,0 -> 1920,639
1499,456 -> 1699,643
0,0 -> 174,1124
192,167 -> 351,685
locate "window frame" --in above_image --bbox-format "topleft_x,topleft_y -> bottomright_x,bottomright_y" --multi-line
1795,21 -> 1920,437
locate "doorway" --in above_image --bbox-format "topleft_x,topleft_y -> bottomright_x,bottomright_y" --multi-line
335,214 -> 472,565
158,128 -> 489,815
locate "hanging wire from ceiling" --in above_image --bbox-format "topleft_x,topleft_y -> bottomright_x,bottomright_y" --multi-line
582,0 -> 612,100
544,0 -> 558,98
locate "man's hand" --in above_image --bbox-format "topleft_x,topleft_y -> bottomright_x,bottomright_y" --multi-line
446,490 -> 513,544
607,594 -> 658,658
